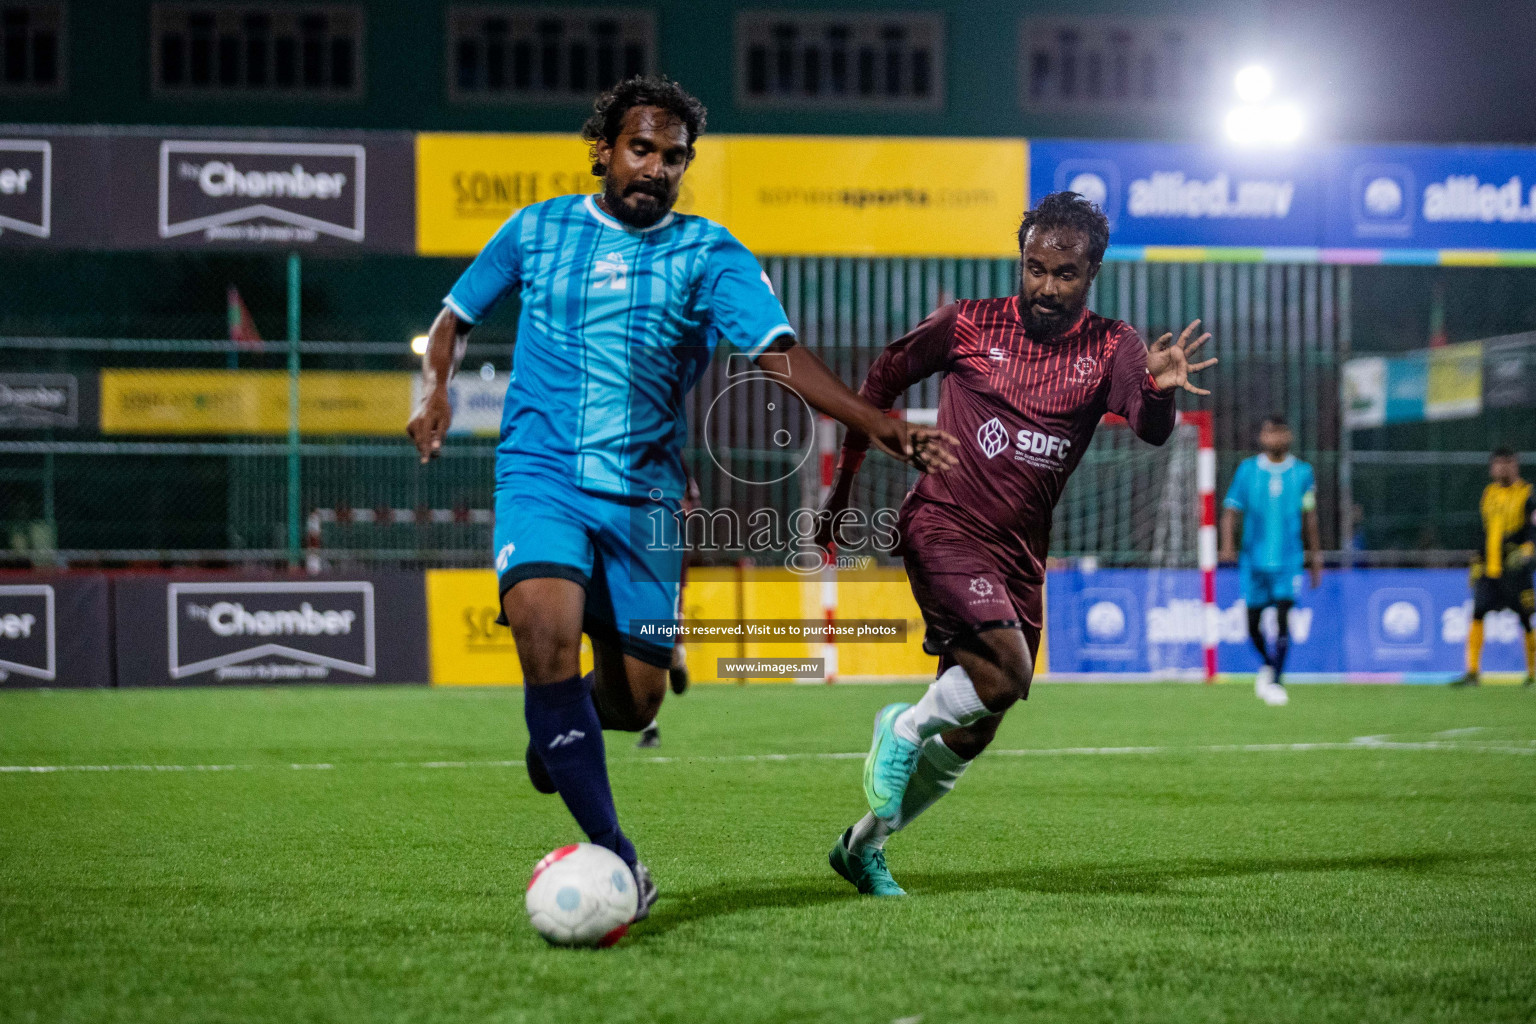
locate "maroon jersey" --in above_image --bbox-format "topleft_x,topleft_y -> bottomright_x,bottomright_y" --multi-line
848,297 -> 1176,579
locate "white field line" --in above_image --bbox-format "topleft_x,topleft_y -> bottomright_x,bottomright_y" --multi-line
2,737 -> 1533,774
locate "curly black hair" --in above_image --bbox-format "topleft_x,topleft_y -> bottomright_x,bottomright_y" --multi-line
1017,191 -> 1111,267
581,75 -> 708,176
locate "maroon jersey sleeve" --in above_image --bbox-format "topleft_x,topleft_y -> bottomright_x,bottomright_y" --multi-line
1105,324 -> 1176,446
842,303 -> 958,455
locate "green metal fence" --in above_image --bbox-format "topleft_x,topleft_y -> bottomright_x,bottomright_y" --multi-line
1,252 -> 1365,570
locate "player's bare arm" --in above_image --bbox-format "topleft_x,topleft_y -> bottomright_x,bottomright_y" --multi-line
1220,506 -> 1241,564
756,336 -> 958,475
1304,508 -> 1323,587
406,306 -> 469,464
1147,319 -> 1216,395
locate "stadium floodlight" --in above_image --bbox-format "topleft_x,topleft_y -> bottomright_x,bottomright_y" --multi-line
1224,102 -> 1304,146
410,334 -> 429,356
1233,64 -> 1274,103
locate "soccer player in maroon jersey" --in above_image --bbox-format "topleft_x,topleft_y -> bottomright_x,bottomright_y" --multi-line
823,192 -> 1215,896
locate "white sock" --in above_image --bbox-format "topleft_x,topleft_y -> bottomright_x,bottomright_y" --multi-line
893,665 -> 989,745
848,734 -> 972,852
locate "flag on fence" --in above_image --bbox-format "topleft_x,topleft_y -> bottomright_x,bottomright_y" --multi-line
227,286 -> 263,349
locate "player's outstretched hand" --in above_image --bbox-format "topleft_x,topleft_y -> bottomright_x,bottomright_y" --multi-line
407,387 -> 454,464
1148,319 -> 1217,396
868,420 -> 959,476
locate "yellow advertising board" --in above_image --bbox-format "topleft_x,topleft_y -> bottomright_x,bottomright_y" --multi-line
414,133 -> 1024,258
415,133 -> 728,256
426,569 -> 595,686
427,565 -> 945,686
673,566 -> 941,684
1425,340 -> 1483,420
721,136 -> 1027,257
99,370 -> 412,435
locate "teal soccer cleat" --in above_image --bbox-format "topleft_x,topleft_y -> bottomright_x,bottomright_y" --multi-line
829,828 -> 906,897
863,702 -> 921,821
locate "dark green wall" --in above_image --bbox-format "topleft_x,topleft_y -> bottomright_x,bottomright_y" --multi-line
13,0 -> 1536,142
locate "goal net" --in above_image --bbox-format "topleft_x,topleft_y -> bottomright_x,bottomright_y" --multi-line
1052,415 -> 1211,678
1053,416 -> 1200,570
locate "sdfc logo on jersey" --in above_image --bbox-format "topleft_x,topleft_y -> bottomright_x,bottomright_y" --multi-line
977,417 -> 1010,459
592,251 -> 629,291
1014,428 -> 1073,469
1069,355 -> 1101,385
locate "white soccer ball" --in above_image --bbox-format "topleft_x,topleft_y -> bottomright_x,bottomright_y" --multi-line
525,843 -> 638,947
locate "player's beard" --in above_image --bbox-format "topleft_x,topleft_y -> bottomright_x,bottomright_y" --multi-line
1019,294 -> 1085,339
602,177 -> 675,229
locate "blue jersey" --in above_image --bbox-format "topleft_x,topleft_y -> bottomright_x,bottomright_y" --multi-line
444,193 -> 793,500
1223,454 -> 1316,572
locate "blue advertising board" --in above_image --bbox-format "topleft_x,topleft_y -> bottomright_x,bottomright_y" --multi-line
1046,568 -> 1528,680
1324,144 -> 1536,251
1028,140 -> 1325,248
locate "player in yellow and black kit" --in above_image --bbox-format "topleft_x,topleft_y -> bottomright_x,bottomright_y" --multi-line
1453,448 -> 1535,686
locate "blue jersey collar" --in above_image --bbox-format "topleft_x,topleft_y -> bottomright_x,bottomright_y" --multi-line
584,194 -> 677,234
1259,454 -> 1295,471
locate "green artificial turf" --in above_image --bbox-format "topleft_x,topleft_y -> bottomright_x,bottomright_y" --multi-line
2,682 -> 1534,1024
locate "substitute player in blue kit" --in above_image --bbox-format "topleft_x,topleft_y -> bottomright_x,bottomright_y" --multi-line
1219,414 -> 1322,706
406,76 -> 955,922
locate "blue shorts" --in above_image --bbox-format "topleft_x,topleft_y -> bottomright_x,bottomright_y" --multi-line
493,471 -> 681,668
1241,565 -> 1297,608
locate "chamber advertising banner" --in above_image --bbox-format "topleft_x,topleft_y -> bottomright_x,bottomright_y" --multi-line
0,127 -> 414,252
113,574 -> 427,686
0,130 -> 111,248
1028,139 -> 1323,249
0,137 -> 52,241
0,373 -> 85,429
1046,568 -> 1529,679
1324,144 -> 1536,250
1482,333 -> 1536,409
112,130 -> 415,252
0,576 -> 111,688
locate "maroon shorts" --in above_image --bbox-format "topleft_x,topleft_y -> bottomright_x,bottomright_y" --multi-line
899,501 -> 1042,664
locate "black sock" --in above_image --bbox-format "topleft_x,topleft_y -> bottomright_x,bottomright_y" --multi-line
523,673 -> 636,868
1247,607 -> 1273,668
1273,601 -> 1293,682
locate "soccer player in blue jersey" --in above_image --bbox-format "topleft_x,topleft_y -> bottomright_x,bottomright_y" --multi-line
1219,415 -> 1322,706
406,76 -> 955,921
